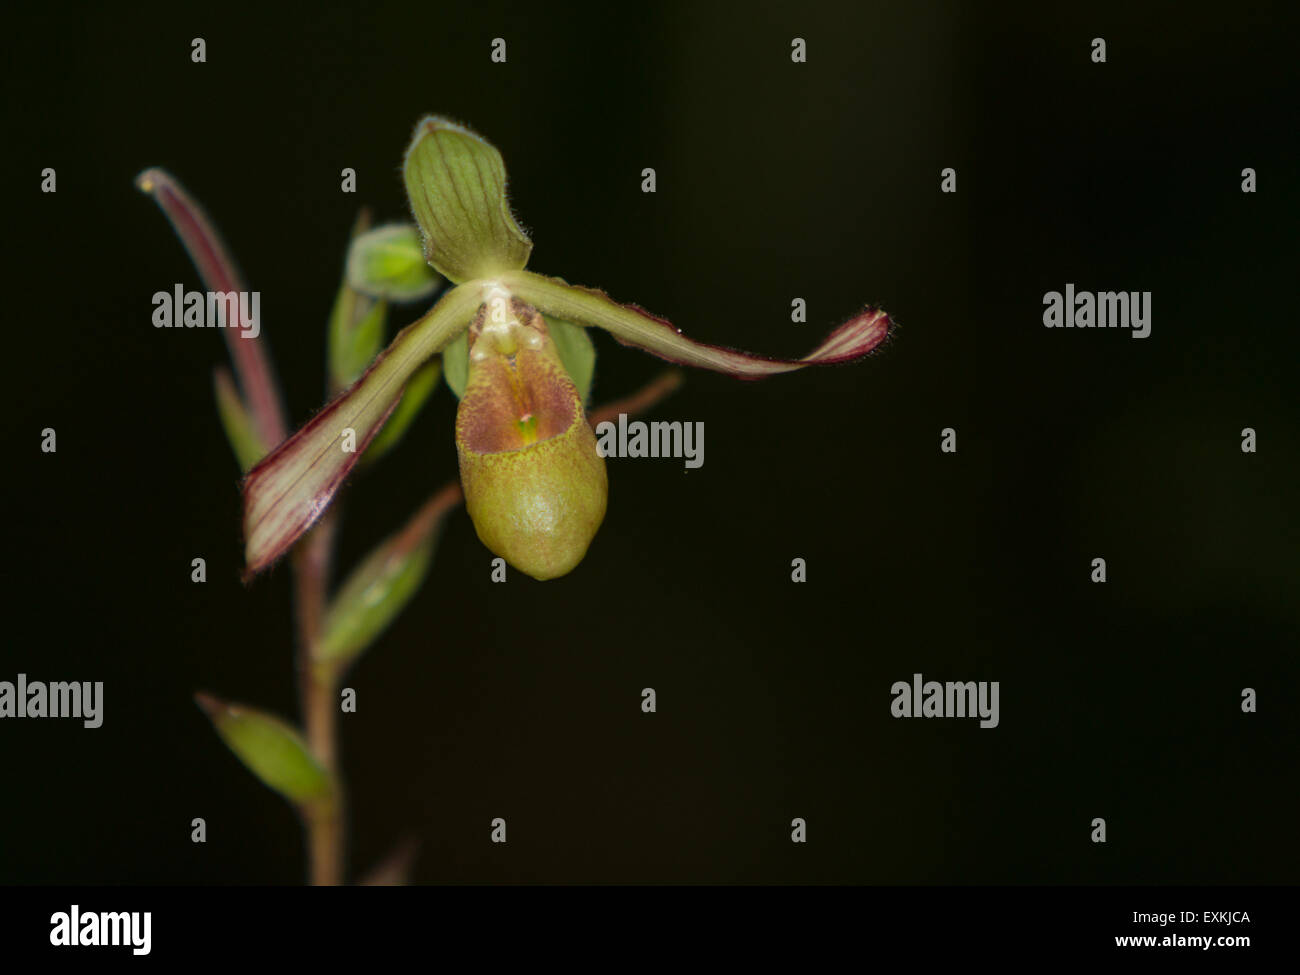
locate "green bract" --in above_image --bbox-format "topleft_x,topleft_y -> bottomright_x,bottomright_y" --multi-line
214,367 -> 268,472
196,694 -> 333,805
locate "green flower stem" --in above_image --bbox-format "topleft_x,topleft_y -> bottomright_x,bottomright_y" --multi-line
303,793 -> 342,889
292,509 -> 346,886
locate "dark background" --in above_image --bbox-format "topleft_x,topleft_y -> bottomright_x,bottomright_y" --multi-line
2,1 -> 1296,884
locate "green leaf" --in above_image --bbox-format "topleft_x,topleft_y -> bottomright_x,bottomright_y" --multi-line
328,288 -> 387,393
317,485 -> 462,665
442,316 -> 593,404
214,367 -> 269,472
195,693 -> 332,805
403,116 -> 532,283
363,357 -> 441,463
345,224 -> 441,302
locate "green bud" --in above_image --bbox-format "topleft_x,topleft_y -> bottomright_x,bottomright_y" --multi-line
344,223 -> 441,302
455,296 -> 607,580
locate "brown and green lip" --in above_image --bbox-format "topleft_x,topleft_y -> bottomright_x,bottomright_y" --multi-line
455,301 -> 607,581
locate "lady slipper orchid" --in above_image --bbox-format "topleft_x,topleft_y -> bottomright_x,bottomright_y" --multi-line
135,117 -> 889,886
240,115 -> 892,581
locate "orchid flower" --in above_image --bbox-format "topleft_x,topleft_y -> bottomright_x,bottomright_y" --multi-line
239,115 -> 891,581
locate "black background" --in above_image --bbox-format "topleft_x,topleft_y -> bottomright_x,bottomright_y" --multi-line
3,1 -> 1297,885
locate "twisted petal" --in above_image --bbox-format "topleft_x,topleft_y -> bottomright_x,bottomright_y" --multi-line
241,284 -> 480,576
499,269 -> 890,378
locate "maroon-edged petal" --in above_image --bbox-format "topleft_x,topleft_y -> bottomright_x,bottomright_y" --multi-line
241,285 -> 481,576
500,270 -> 890,378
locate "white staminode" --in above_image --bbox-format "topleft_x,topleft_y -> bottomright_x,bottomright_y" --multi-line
471,283 -> 545,360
